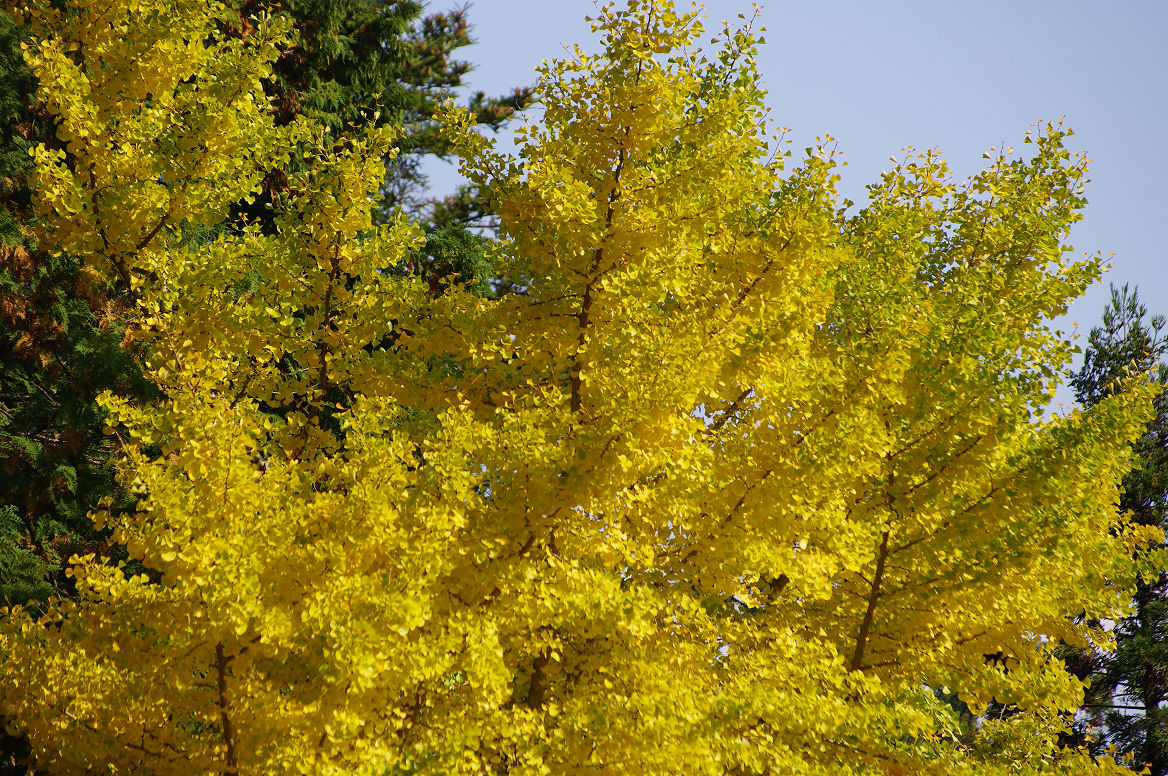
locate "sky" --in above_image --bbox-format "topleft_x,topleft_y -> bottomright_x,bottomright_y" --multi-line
427,0 -> 1168,396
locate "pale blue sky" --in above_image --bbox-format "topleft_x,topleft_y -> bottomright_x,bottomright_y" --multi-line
430,1 -> 1168,390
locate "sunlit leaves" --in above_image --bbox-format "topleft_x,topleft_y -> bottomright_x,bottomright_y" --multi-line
0,1 -> 1156,774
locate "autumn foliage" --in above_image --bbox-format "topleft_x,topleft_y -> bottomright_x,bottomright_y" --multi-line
0,1 -> 1160,774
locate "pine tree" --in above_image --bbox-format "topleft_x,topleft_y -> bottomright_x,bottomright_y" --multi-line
1,2 -> 1157,774
1070,284 -> 1168,774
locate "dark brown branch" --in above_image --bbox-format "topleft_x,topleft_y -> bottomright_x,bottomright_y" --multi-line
215,642 -> 239,776
850,529 -> 890,672
134,212 -> 171,254
526,654 -> 550,709
570,145 -> 626,415
706,387 -> 754,434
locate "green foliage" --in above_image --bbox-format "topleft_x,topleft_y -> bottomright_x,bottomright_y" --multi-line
0,12 -> 41,248
0,246 -> 151,607
408,222 -> 496,297
0,504 -> 52,605
1070,284 -> 1168,774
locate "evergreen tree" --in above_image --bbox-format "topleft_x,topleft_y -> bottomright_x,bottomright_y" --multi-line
1070,284 -> 1168,774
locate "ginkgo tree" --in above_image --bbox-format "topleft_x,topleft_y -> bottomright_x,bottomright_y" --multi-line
1,0 -> 1160,774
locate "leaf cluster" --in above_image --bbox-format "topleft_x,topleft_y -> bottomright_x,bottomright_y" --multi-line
0,2 -> 1157,775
